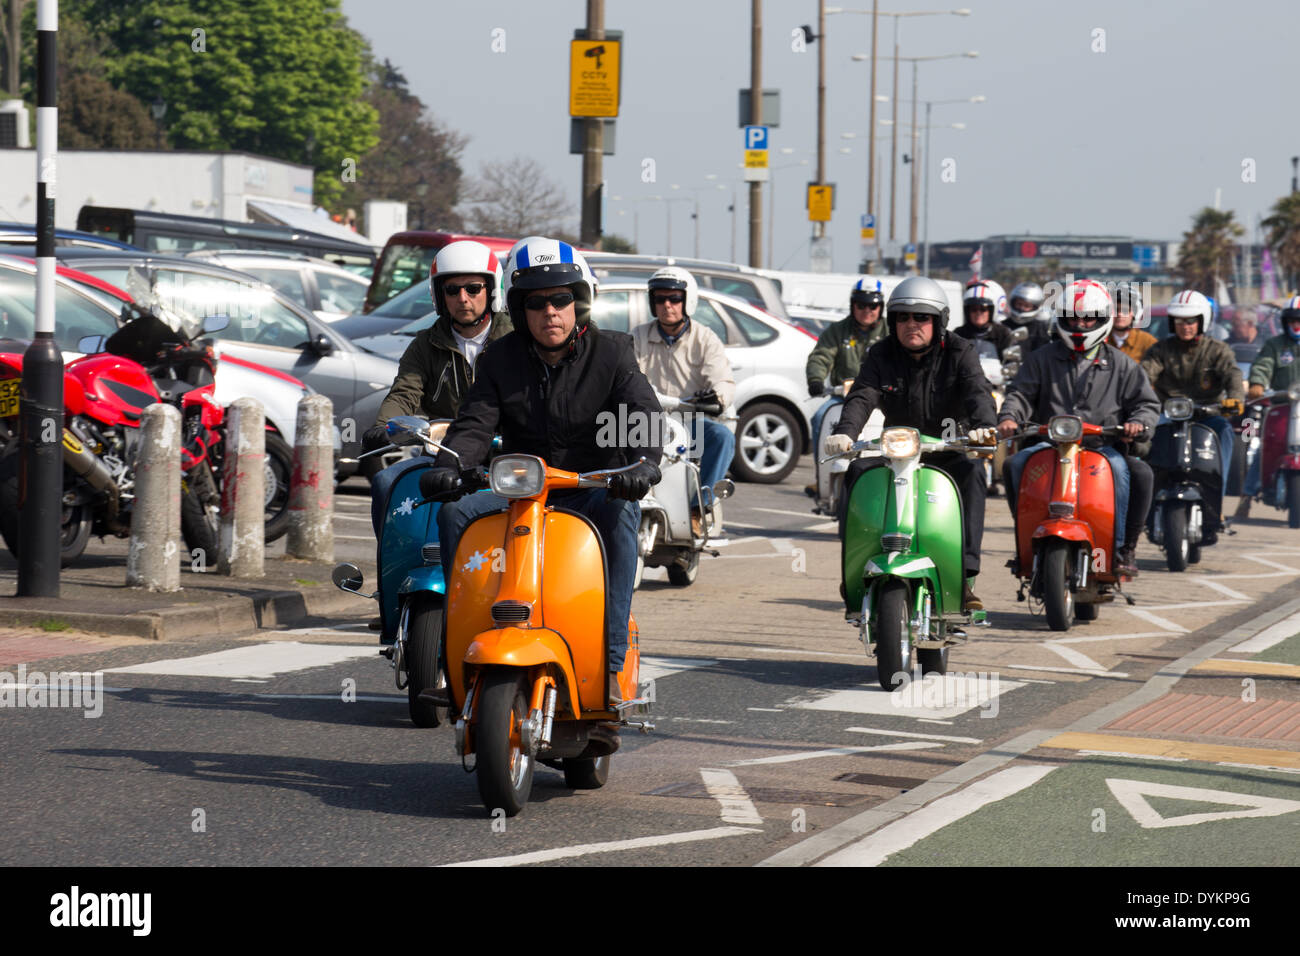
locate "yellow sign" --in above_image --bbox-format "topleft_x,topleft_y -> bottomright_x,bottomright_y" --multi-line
570,39 -> 621,117
744,149 -> 769,169
808,184 -> 833,222
860,228 -> 876,241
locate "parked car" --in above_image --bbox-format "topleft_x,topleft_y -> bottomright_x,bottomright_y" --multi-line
0,222 -> 138,251
185,250 -> 370,321
364,230 -> 517,313
585,252 -> 792,322
15,247 -> 400,478
331,280 -> 436,341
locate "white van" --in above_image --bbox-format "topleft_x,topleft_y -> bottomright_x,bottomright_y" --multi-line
754,268 -> 965,327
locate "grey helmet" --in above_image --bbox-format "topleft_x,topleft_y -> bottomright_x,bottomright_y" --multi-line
1007,282 -> 1046,326
886,276 -> 951,337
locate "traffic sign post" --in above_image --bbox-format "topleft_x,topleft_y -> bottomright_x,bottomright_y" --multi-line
807,183 -> 834,223
860,213 -> 876,246
743,125 -> 769,182
570,38 -> 621,117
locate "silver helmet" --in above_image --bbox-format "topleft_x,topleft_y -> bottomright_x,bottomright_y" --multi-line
1007,282 -> 1046,326
886,276 -> 951,336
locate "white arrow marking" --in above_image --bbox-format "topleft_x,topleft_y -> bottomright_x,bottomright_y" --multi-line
699,768 -> 763,825
1105,778 -> 1300,829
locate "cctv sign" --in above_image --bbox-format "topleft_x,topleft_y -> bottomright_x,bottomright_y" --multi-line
570,39 -> 621,117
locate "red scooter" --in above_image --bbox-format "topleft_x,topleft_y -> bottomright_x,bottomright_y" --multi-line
1245,385 -> 1300,528
1008,415 -> 1136,631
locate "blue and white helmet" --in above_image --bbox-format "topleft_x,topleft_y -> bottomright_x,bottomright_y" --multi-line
1281,294 -> 1300,342
851,277 -> 885,311
502,236 -> 597,334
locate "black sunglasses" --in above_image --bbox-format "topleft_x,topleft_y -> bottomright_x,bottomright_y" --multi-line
652,292 -> 686,305
523,291 -> 575,311
442,281 -> 486,297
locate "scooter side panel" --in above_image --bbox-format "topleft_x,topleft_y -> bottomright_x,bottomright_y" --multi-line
542,510 -> 608,714
1075,448 -> 1116,571
844,464 -> 891,612
915,467 -> 966,614
1260,403 -> 1297,490
1016,447 -> 1058,570
378,464 -> 442,644
445,512 -> 510,706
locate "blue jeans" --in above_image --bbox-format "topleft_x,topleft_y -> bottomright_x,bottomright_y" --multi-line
691,417 -> 735,506
1005,442 -> 1132,549
437,487 -> 640,670
1244,444 -> 1262,496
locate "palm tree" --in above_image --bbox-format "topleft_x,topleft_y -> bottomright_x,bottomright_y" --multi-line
1175,207 -> 1244,295
1261,192 -> 1300,295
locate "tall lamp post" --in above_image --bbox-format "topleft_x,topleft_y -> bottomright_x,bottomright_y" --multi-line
916,95 -> 985,273
883,117 -> 968,272
769,150 -> 810,269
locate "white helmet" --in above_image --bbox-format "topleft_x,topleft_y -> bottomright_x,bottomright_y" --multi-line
1054,278 -> 1114,352
429,240 -> 503,324
1007,282 -> 1046,325
647,266 -> 698,318
501,236 -> 598,335
963,279 -> 1008,323
1114,283 -> 1144,325
1166,289 -> 1212,337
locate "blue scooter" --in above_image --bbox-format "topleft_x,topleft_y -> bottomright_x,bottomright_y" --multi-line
333,416 -> 454,727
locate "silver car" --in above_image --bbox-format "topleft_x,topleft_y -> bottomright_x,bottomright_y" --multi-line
185,250 -> 370,321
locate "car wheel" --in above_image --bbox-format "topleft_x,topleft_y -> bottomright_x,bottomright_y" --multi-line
733,402 -> 801,484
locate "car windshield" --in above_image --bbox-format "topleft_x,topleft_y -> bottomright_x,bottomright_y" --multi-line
0,270 -> 121,350
371,242 -> 440,306
373,280 -> 436,319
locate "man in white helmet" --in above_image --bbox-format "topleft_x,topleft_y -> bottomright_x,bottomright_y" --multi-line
997,279 -> 1159,577
631,267 -> 736,533
1004,281 -> 1054,354
1107,284 -> 1156,363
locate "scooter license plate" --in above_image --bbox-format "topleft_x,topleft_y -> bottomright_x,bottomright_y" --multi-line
0,379 -> 18,418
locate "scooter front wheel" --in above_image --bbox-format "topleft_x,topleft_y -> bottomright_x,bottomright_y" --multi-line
874,579 -> 913,691
1042,539 -> 1075,632
1163,504 -> 1189,573
476,670 -> 535,817
1287,472 -> 1300,529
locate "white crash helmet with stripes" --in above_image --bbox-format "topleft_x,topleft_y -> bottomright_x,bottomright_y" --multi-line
963,279 -> 1008,322
1166,290 -> 1213,337
647,265 -> 698,318
502,236 -> 598,335
429,240 -> 503,324
851,277 -> 885,311
1054,278 -> 1115,352
1283,294 -> 1300,342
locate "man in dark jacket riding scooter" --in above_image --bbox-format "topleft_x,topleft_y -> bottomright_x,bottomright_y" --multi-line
826,275 -> 998,612
420,237 -> 663,709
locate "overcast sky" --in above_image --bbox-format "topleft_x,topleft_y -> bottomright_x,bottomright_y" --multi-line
341,0 -> 1298,272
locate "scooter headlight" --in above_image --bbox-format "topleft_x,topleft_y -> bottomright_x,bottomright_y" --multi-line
490,455 -> 546,498
879,427 -> 920,460
1163,397 -> 1193,421
1288,384 -> 1300,402
1047,415 -> 1084,444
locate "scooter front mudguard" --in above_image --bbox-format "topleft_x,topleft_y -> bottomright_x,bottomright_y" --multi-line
1031,519 -> 1094,548
398,565 -> 445,599
461,626 -> 581,718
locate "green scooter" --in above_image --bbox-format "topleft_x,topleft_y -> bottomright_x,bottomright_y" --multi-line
825,427 -> 989,691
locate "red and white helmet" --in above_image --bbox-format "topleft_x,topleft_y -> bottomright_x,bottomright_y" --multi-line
429,240 -> 503,320
1166,290 -> 1212,337
1053,278 -> 1114,352
963,279 -> 1008,321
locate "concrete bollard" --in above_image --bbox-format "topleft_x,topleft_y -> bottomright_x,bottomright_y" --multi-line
218,397 -> 265,578
126,403 -> 182,591
287,394 -> 334,562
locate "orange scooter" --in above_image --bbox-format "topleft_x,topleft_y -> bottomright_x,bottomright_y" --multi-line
1008,415 -> 1137,631
438,454 -> 653,817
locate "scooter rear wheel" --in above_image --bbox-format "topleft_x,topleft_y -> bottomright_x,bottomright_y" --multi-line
874,579 -> 913,691
1288,473 -> 1300,529
563,754 -> 610,789
476,670 -> 535,817
1076,603 -> 1100,621
1163,504 -> 1189,573
1042,539 -> 1074,632
667,549 -> 700,586
405,594 -> 448,728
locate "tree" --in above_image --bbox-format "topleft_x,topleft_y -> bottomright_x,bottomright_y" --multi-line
601,234 -> 636,254
1261,192 -> 1300,295
59,0 -> 379,208
0,0 -> 30,95
463,156 -> 573,237
1175,207 -> 1244,295
337,59 -> 467,234
51,17 -> 160,149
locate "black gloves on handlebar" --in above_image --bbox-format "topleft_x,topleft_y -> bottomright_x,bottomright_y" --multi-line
362,424 -> 389,451
808,381 -> 825,397
608,461 -> 661,502
419,467 -> 464,502
693,387 -> 719,406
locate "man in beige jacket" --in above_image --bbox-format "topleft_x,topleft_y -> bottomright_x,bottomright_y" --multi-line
631,267 -> 736,528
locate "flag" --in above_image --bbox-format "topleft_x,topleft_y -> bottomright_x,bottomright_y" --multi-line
969,244 -> 983,280
1261,247 -> 1278,301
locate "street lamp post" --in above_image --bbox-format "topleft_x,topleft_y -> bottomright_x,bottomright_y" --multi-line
913,95 -> 984,273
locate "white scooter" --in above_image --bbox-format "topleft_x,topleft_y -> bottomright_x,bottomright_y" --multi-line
807,380 -> 884,518
634,395 -> 735,588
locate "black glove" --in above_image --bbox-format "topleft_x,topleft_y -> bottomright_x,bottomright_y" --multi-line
362,424 -> 389,451
608,461 -> 661,501
418,467 -> 463,502
808,381 -> 825,397
692,387 -> 719,406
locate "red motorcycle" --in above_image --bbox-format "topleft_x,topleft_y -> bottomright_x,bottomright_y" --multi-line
0,313 -> 227,565
1009,416 -> 1135,631
1245,386 -> 1300,528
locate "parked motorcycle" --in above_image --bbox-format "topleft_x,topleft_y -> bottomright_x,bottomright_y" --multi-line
333,415 -> 452,727
1244,385 -> 1300,528
1145,398 -> 1229,570
634,395 -> 735,588
806,380 -> 884,518
825,427 -> 991,691
1008,416 -> 1136,632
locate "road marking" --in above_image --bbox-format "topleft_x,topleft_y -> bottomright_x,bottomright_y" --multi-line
1078,750 -> 1188,762
1004,663 -> 1130,678
753,507 -> 825,520
916,718 -> 954,725
1192,658 -> 1300,678
805,521 -> 838,533
815,765 -> 1058,867
1136,600 -> 1247,610
283,623 -> 373,635
661,717 -> 736,725
1200,579 -> 1251,601
1105,777 -> 1300,829
699,768 -> 763,825
747,707 -> 783,712
105,642 -> 376,679
1047,631 -> 1169,645
845,726 -> 983,744
336,534 -> 376,541
1229,610 -> 1300,654
693,644 -> 866,661
332,513 -> 372,522
725,741 -> 942,767
255,692 -> 406,703
1125,609 -> 1188,632
1039,732 -> 1300,769
769,537 -> 796,554
1243,554 -> 1300,572
1043,641 -> 1104,671
439,826 -> 762,867
792,672 -> 1025,720
640,656 -> 718,682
